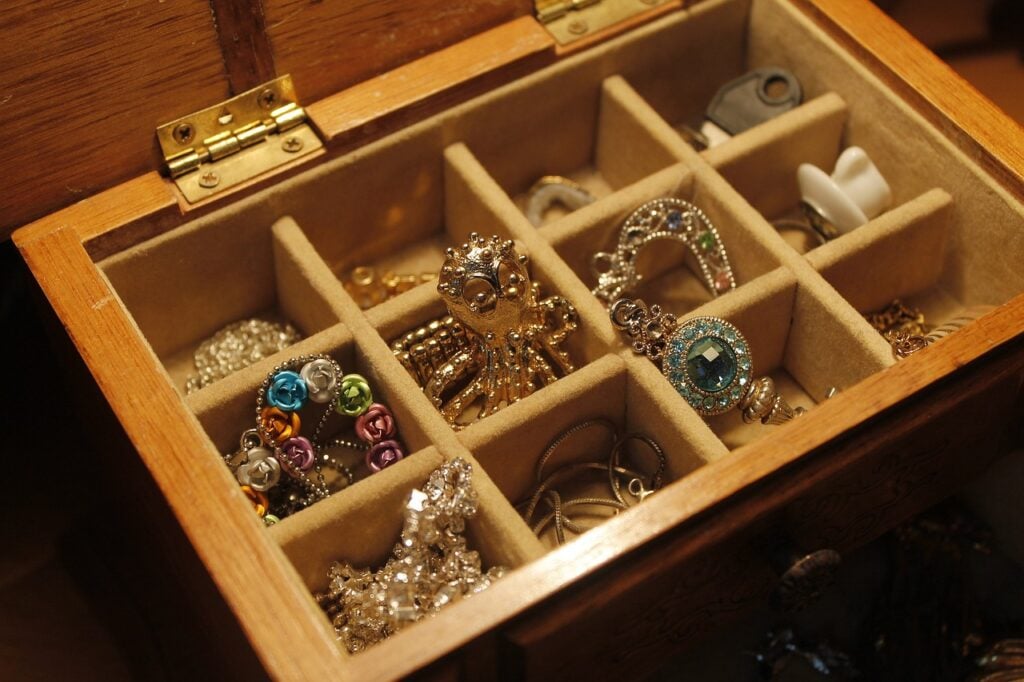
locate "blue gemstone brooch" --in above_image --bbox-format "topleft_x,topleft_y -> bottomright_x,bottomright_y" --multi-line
610,299 -> 805,424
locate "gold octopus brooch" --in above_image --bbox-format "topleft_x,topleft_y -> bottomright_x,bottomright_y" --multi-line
391,234 -> 579,426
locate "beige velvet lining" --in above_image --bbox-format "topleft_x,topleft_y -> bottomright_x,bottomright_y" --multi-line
747,0 -> 1024,309
702,92 -> 848,220
807,189 -> 954,313
99,201 -> 343,390
90,0 -> 1024,642
459,354 -> 716,550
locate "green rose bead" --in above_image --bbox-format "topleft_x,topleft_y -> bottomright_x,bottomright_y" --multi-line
336,374 -> 373,416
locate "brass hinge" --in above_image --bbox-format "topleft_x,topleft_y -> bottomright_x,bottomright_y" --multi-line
156,75 -> 323,203
534,0 -> 668,45
535,0 -> 601,24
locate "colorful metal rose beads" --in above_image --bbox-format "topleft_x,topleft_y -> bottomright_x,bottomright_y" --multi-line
225,353 -> 407,522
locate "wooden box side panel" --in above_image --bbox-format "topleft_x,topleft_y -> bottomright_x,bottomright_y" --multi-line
0,1 -> 230,241
264,0 -> 535,102
0,0 -> 536,243
10,0 -> 1024,679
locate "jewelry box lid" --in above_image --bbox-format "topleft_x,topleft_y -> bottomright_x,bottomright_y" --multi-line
0,0 -> 682,243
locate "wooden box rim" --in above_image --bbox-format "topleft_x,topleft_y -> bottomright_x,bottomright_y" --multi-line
13,1 -> 1024,678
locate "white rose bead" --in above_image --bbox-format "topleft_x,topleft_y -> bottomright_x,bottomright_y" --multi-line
236,446 -> 281,491
300,358 -> 339,404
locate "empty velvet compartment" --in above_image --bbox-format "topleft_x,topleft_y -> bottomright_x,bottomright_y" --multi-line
98,203 -> 342,394
459,355 -> 721,550
546,163 -> 786,316
807,188 -> 1024,335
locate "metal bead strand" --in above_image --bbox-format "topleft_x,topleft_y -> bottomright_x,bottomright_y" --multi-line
237,353 -> 396,519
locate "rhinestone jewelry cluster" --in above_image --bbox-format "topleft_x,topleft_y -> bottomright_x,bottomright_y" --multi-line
186,318 -> 302,393
591,197 -> 736,304
227,354 -> 406,522
316,458 -> 506,653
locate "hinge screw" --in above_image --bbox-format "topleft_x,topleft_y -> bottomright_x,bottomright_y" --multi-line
199,171 -> 221,188
257,88 -> 278,109
172,123 -> 194,145
281,136 -> 304,153
567,18 -> 588,35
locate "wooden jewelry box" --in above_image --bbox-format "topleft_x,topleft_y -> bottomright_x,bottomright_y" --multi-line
9,0 -> 1024,678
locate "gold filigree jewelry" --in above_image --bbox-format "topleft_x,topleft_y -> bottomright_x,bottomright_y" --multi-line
186,318 -> 302,393
315,458 -> 505,653
517,418 -> 666,545
865,299 -> 928,337
391,315 -> 473,388
611,298 -> 806,424
878,306 -> 994,360
344,266 -> 435,309
392,233 -> 579,426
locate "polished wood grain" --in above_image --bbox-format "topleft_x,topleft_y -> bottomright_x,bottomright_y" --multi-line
0,0 -> 229,242
14,173 -> 177,260
13,227 -> 348,680
307,16 -> 554,145
209,0 -> 278,93
264,0 -> 534,103
552,0 -> 682,57
796,0 -> 1024,202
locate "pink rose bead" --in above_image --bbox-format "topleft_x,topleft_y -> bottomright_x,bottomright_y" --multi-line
355,403 -> 397,444
279,436 -> 316,476
365,440 -> 404,473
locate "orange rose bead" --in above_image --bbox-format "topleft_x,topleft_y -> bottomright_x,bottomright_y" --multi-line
240,485 -> 270,517
258,406 -> 300,445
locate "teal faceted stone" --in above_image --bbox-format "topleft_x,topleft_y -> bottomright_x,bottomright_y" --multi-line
685,336 -> 737,393
702,396 -> 715,410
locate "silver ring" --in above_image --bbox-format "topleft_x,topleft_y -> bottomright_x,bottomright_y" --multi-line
799,200 -> 841,241
591,197 -> 736,304
771,217 -> 827,249
525,175 -> 596,226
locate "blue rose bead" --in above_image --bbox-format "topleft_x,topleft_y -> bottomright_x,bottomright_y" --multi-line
266,370 -> 308,411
